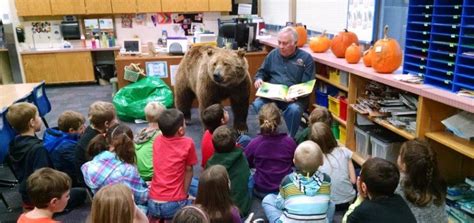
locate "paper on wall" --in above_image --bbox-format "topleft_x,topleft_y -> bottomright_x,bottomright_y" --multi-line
170,65 -> 179,86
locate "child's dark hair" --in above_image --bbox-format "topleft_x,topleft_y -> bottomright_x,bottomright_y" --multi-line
107,124 -> 136,164
27,168 -> 71,208
309,106 -> 332,126
86,123 -> 120,159
195,165 -> 235,223
258,103 -> 281,134
309,122 -> 338,155
201,104 -> 225,133
360,157 -> 399,198
172,205 -> 210,223
158,109 -> 185,137
399,140 -> 446,207
212,126 -> 238,153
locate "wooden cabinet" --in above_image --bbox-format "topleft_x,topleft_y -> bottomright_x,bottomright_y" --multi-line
16,0 -> 52,16
22,52 -> 95,84
161,0 -> 186,12
22,54 -> 58,83
137,0 -> 162,13
185,0 -> 209,12
111,0 -> 137,14
55,52 -> 95,83
50,0 -> 86,15
209,0 -> 231,11
85,0 -> 112,14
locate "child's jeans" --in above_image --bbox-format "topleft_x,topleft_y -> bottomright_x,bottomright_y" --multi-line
147,199 -> 193,219
262,194 -> 335,223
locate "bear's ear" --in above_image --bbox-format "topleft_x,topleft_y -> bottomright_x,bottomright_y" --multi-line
207,48 -> 214,56
237,49 -> 246,58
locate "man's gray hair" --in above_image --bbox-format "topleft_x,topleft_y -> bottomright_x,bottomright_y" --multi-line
279,26 -> 299,44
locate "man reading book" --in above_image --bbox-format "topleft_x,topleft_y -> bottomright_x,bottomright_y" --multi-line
253,26 -> 315,137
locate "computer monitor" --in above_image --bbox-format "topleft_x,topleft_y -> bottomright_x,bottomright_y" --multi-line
234,22 -> 258,51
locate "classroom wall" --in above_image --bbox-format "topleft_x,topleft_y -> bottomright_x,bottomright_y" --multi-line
114,12 -> 221,46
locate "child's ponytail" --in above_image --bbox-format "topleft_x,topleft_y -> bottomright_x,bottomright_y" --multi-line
108,124 -> 136,165
400,140 -> 446,207
258,103 -> 281,135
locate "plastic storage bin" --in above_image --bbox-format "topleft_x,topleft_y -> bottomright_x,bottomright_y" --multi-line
339,97 -> 348,121
328,67 -> 339,84
316,90 -> 329,108
354,125 -> 373,159
369,130 -> 405,163
339,71 -> 349,87
328,95 -> 340,117
339,125 -> 347,144
332,123 -> 340,140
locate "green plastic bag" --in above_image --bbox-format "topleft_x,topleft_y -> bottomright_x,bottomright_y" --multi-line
113,76 -> 173,121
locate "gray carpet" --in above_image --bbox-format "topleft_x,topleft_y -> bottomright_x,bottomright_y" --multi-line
0,84 -> 344,223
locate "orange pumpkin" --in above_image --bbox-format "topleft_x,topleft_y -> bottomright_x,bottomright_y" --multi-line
363,46 -> 374,67
372,25 -> 402,73
295,25 -> 308,47
331,29 -> 359,58
345,43 -> 361,64
309,30 -> 331,53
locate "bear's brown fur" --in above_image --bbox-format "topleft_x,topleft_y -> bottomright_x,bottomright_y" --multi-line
174,45 -> 251,131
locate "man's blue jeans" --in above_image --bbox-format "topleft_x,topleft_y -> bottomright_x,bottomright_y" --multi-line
252,97 -> 304,137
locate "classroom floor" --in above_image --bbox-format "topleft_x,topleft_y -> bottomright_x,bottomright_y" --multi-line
0,83 -> 344,223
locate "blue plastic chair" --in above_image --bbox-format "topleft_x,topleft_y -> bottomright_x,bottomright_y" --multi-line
29,81 -> 52,128
0,108 -> 16,163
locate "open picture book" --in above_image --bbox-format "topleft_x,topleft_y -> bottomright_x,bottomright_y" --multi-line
256,79 -> 316,101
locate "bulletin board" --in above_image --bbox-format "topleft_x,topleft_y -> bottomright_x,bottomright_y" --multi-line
260,0 -> 291,26
295,0 -> 377,43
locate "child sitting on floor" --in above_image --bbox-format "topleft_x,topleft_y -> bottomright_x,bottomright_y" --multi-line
262,140 -> 331,223
134,101 -> 165,181
295,105 -> 332,144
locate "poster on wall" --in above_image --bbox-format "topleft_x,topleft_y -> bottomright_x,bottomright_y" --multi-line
121,15 -> 133,28
135,14 -> 147,26
146,61 -> 168,78
173,13 -> 203,36
347,0 -> 376,43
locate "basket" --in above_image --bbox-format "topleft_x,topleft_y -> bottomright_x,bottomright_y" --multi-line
328,67 -> 339,84
124,63 -> 144,82
339,125 -> 347,144
328,95 -> 340,117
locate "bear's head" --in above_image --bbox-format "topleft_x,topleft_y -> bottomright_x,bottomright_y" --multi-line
205,48 -> 249,87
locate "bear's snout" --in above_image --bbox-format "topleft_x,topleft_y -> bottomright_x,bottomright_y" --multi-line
213,72 -> 223,83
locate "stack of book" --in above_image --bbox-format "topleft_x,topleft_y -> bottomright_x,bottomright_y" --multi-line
447,177 -> 474,223
353,81 -> 418,133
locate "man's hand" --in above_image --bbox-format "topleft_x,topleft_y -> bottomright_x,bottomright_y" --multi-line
254,79 -> 264,89
285,96 -> 297,102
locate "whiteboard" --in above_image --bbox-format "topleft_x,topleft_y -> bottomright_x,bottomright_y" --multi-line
296,0 -> 349,36
295,0 -> 376,43
260,0 -> 291,26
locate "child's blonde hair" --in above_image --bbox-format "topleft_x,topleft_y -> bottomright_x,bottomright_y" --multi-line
27,168 -> 71,209
144,101 -> 165,123
399,140 -> 446,207
6,102 -> 38,133
172,205 -> 210,223
294,140 -> 323,176
88,101 -> 116,131
58,110 -> 85,132
258,103 -> 281,134
309,122 -> 338,154
309,106 -> 332,126
89,184 -> 134,223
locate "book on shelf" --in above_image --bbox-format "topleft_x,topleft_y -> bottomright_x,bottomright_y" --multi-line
256,79 -> 316,101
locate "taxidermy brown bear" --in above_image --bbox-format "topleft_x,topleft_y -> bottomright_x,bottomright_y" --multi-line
174,45 -> 251,131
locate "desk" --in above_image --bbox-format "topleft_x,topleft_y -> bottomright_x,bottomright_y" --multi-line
0,83 -> 40,109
